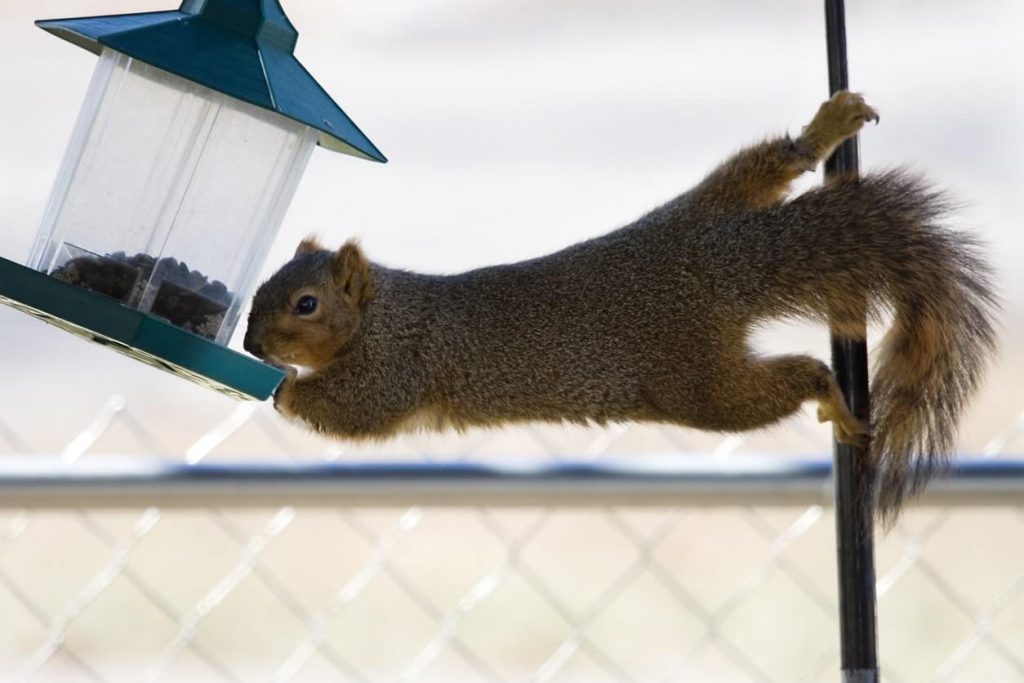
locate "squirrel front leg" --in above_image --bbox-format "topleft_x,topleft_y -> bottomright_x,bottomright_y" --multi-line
273,370 -> 358,437
272,363 -> 411,439
272,370 -> 350,436
690,90 -> 879,213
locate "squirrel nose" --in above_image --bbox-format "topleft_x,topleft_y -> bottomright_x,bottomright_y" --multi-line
243,330 -> 263,358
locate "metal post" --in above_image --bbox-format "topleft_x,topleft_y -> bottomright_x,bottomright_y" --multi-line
824,1 -> 880,681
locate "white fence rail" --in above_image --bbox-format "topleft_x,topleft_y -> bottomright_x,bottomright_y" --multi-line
0,457 -> 1023,509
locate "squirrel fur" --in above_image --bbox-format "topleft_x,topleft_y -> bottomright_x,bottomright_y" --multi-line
245,92 -> 997,523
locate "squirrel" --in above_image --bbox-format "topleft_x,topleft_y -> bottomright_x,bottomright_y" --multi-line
244,91 -> 997,523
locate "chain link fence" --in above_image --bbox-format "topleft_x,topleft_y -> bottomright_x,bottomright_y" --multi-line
1,398 -> 1023,683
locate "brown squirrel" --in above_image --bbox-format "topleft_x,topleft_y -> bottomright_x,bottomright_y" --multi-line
245,91 -> 997,522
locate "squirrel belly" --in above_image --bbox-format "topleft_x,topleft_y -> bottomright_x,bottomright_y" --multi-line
245,92 -> 996,523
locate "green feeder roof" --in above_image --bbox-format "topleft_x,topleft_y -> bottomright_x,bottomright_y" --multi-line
37,0 -> 386,162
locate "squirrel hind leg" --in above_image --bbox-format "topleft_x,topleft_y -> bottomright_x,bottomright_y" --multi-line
763,354 -> 871,446
655,354 -> 864,438
758,356 -> 867,443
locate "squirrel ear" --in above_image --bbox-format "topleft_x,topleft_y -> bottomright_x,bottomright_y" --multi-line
333,240 -> 374,304
294,236 -> 325,258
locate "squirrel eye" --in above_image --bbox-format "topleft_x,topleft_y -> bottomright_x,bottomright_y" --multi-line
295,295 -> 318,316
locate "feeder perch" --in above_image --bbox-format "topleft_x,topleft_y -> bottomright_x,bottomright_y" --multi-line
0,0 -> 385,400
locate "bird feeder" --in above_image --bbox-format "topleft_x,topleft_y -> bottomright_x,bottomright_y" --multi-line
0,0 -> 385,400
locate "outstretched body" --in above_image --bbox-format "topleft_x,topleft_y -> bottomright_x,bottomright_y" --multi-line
245,92 -> 996,522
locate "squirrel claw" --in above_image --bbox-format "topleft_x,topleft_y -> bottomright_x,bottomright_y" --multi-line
818,402 -> 870,447
834,418 -> 871,448
861,111 -> 881,126
836,428 -> 870,449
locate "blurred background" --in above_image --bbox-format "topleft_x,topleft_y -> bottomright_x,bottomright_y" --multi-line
0,1 -> 1022,681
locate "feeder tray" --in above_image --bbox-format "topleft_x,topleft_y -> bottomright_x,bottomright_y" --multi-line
0,256 -> 284,400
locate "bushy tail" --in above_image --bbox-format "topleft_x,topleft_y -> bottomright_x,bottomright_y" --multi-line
777,171 -> 999,524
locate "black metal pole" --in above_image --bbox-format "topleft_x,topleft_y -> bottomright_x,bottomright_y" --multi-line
823,1 -> 880,682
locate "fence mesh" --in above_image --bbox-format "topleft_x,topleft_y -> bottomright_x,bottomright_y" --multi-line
1,398 -> 1023,683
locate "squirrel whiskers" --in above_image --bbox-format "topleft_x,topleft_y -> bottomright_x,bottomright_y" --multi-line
245,92 -> 997,524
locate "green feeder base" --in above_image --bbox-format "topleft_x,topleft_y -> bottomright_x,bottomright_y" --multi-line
0,256 -> 284,401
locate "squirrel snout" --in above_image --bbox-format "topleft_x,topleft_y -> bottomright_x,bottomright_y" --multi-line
243,329 -> 264,358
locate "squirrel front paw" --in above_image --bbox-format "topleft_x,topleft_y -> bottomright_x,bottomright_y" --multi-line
800,90 -> 879,161
267,358 -> 299,416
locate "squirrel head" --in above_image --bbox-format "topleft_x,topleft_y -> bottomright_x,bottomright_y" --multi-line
244,237 -> 375,370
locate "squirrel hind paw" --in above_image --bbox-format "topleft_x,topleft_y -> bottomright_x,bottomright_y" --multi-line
803,90 -> 879,157
817,403 -> 870,446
